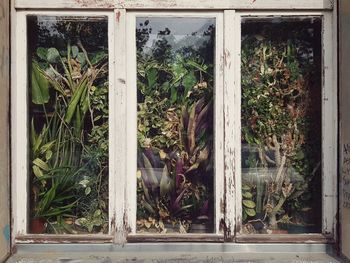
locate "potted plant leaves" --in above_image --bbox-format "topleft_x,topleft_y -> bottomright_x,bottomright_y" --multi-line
241,20 -> 322,233
29,18 -> 109,234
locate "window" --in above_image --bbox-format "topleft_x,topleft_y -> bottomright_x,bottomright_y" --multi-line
240,17 -> 323,234
11,3 -> 337,245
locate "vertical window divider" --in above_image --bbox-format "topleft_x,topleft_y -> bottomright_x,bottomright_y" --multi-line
223,9 -> 239,240
322,11 -> 338,237
12,10 -> 28,238
108,9 -> 117,238
125,11 -> 137,235
214,12 -> 225,235
114,8 -> 128,244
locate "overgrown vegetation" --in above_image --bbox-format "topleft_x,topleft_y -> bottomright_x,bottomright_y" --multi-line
241,19 -> 322,234
29,17 -> 109,234
136,19 -> 215,233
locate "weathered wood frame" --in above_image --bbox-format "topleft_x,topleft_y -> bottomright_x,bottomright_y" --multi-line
11,10 -> 117,243
10,0 -> 337,245
13,0 -> 334,10
125,11 -> 225,241
228,11 -> 338,243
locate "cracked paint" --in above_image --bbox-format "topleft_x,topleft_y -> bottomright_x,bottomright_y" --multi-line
3,225 -> 10,242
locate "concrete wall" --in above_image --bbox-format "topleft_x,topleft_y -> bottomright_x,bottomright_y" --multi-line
339,0 -> 350,260
0,0 -> 10,261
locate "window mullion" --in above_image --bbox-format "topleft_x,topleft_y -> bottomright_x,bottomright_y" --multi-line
113,8 -> 128,243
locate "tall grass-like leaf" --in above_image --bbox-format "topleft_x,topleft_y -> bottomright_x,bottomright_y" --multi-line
31,62 -> 50,105
159,165 -> 172,197
64,76 -> 89,124
187,104 -> 196,155
142,153 -> 159,189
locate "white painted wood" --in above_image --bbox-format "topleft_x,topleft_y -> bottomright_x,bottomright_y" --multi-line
322,12 -> 337,236
232,11 -> 243,235
108,12 -> 117,237
121,0 -> 333,10
12,10 -> 28,238
14,0 -> 333,10
12,10 -> 115,239
223,10 -> 238,237
15,0 -> 117,9
114,8 -> 128,244
125,12 -> 137,234
235,11 -> 337,237
214,12 -> 225,235
126,11 -> 225,236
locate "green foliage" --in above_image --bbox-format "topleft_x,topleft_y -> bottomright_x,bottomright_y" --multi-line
136,20 -> 215,232
241,21 -> 322,233
29,20 -> 109,234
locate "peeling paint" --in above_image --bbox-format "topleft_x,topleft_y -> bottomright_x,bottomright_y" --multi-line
74,0 -> 114,8
3,225 -> 10,242
116,11 -> 121,23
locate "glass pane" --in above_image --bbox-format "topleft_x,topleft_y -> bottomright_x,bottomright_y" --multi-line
136,17 -> 215,234
28,16 -> 109,234
241,17 -> 322,234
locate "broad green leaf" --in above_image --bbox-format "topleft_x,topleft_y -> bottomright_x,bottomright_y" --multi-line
31,62 -> 50,105
71,45 -> 79,58
243,199 -> 256,209
47,47 -> 60,63
79,179 -> 90,187
85,187 -> 91,195
77,52 -> 86,65
183,72 -> 197,96
45,150 -> 53,161
33,158 -> 50,172
94,209 -> 101,218
36,47 -> 47,61
242,184 -> 251,191
245,208 -> 256,217
33,165 -> 44,178
147,68 -> 158,89
91,51 -> 106,65
242,191 -> 253,199
295,150 -> 305,160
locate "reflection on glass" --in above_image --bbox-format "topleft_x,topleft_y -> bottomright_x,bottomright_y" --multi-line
136,18 -> 215,234
241,18 -> 322,234
28,16 -> 109,234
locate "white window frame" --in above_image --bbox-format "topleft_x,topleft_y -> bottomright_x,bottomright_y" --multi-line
11,10 -> 117,241
125,11 -> 225,240
10,0 -> 338,245
225,11 -> 338,240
